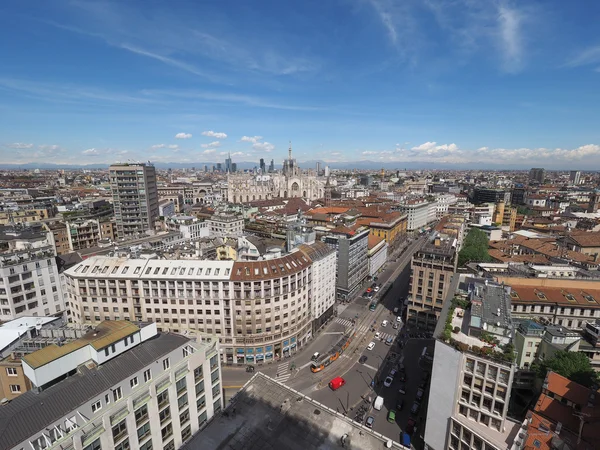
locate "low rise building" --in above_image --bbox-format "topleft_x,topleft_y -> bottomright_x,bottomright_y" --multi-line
0,320 -> 223,450
208,210 -> 243,237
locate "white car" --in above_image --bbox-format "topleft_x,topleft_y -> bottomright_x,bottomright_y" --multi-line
374,286 -> 380,292
381,320 -> 388,327
367,341 -> 376,351
396,316 -> 402,323
384,376 -> 394,387
374,331 -> 381,340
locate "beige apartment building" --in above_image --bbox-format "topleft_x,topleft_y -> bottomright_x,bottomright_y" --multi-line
65,249 -> 316,364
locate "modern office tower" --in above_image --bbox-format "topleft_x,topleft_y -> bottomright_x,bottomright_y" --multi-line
216,163 -> 222,173
528,167 -> 545,184
0,224 -> 65,320
407,234 -> 458,329
109,163 -> 159,238
268,159 -> 274,173
425,278 -> 517,450
472,188 -> 511,205
0,320 -> 223,450
231,163 -> 237,173
569,170 -> 581,185
316,161 -> 321,175
259,158 -> 266,174
225,153 -> 232,173
322,226 -> 370,300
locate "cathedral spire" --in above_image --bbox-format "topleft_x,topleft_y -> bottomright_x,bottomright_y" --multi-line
288,141 -> 292,159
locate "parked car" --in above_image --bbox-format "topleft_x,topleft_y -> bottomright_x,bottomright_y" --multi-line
366,287 -> 373,293
385,337 -> 393,346
396,316 -> 402,322
416,387 -> 424,401
398,372 -> 407,382
365,416 -> 375,428
374,286 -> 380,292
367,341 -> 376,351
398,383 -> 406,395
389,368 -> 397,377
406,417 -> 416,435
381,320 -> 388,327
374,396 -> 384,410
359,355 -> 368,364
387,409 -> 396,423
410,401 -> 421,415
374,331 -> 381,340
396,398 -> 404,410
384,376 -> 394,387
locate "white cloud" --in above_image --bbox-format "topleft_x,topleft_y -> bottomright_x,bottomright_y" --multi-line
202,149 -> 216,154
241,136 -> 262,144
175,132 -> 192,139
168,144 -> 179,150
5,142 -> 34,149
410,142 -> 459,154
38,144 -> 61,151
151,144 -> 166,149
252,141 -> 275,152
82,148 -> 99,155
231,151 -> 246,157
201,141 -> 221,149
202,130 -> 228,139
362,151 -> 380,155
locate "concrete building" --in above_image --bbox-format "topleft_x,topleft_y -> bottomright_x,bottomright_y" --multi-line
299,242 -> 337,331
65,251 -> 316,365
207,210 -> 244,238
322,226 -> 370,300
110,162 -> 159,238
408,233 -> 458,329
425,278 -> 519,450
529,167 -> 545,184
183,372 -> 403,450
0,225 -> 65,320
159,199 -> 176,218
400,199 -> 432,231
0,320 -> 223,450
166,215 -> 210,240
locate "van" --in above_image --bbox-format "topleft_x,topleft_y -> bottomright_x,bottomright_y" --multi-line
374,396 -> 384,411
329,376 -> 346,391
311,352 -> 320,361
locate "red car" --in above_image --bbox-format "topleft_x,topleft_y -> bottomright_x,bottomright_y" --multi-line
329,376 -> 346,391
406,418 -> 416,435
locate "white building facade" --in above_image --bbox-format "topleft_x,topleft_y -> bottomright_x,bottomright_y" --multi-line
1,321 -> 223,450
401,199 -> 433,231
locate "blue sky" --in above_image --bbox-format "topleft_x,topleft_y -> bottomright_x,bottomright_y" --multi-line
0,0 -> 599,168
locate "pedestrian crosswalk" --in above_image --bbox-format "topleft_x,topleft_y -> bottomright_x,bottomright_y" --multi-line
275,362 -> 291,383
377,332 -> 395,342
334,317 -> 355,328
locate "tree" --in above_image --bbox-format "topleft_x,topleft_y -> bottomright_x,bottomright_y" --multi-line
458,228 -> 492,267
536,351 -> 598,388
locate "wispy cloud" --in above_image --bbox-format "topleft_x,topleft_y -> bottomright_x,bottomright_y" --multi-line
497,5 -> 523,73
565,44 -> 600,68
201,141 -> 221,149
202,149 -> 216,154
4,142 -> 34,149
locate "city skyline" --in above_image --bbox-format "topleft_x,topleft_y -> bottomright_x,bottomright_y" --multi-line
1,1 -> 600,168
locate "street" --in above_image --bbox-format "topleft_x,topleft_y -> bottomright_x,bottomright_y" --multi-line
221,235 -> 431,445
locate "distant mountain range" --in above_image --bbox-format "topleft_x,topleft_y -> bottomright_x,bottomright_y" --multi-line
0,160 -> 557,171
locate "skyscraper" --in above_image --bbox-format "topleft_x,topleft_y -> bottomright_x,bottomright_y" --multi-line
316,161 -> 321,175
109,162 -> 159,237
569,170 -> 581,185
268,159 -> 275,173
216,163 -> 222,172
225,152 -> 232,172
260,158 -> 266,174
231,162 -> 237,173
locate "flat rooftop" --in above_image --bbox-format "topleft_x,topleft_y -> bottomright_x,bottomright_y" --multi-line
183,372 -> 402,450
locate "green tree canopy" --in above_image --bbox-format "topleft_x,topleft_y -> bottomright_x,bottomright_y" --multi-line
458,228 -> 492,267
535,351 -> 598,388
